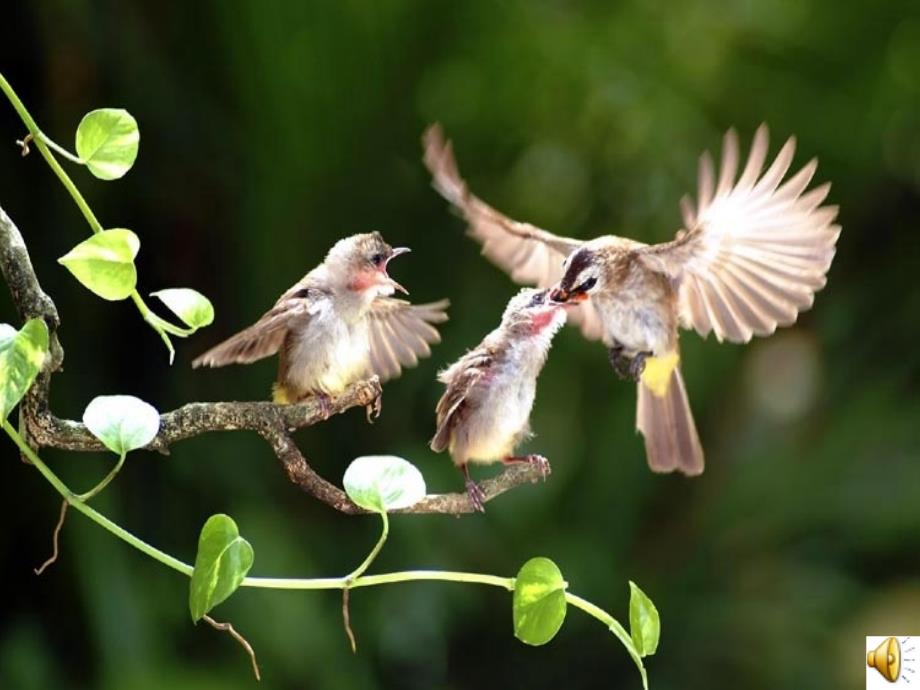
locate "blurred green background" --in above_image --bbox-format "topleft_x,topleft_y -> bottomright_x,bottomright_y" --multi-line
2,1 -> 919,688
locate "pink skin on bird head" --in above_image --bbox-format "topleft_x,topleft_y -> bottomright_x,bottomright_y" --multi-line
529,304 -> 563,334
349,247 -> 411,295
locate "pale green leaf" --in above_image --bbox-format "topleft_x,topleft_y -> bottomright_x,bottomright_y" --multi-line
189,514 -> 254,622
82,395 -> 160,455
75,108 -> 139,180
58,228 -> 139,301
343,455 -> 426,513
151,288 -> 214,330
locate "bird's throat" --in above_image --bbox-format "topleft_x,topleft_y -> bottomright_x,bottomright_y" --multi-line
529,308 -> 564,335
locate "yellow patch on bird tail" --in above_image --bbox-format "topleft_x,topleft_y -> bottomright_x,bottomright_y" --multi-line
640,351 -> 680,397
272,383 -> 291,405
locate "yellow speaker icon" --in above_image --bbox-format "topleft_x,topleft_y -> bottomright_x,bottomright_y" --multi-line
868,636 -> 901,683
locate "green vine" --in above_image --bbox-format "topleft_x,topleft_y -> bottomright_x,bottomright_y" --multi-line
0,72 -> 212,362
3,410 -> 652,688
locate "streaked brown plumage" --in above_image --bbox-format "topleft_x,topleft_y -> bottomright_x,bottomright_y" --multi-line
424,124 -> 840,475
193,232 -> 449,405
431,288 -> 566,511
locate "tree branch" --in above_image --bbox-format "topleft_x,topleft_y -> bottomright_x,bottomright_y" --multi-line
0,203 -> 543,514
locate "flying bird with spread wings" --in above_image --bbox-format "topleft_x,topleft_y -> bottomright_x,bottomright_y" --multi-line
423,124 -> 839,475
193,232 -> 449,411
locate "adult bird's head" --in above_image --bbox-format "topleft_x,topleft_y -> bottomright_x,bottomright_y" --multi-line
327,231 -> 411,297
550,247 -> 601,305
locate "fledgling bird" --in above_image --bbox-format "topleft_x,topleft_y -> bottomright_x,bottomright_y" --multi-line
431,287 -> 566,512
193,232 -> 449,409
424,124 -> 840,475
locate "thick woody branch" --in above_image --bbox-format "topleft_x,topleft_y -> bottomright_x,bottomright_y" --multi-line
24,378 -> 382,453
0,204 -> 543,515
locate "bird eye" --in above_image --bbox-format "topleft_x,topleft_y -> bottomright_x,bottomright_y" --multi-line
576,277 -> 597,293
370,253 -> 385,266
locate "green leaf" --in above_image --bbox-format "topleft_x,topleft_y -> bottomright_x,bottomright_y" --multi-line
58,228 -> 139,301
629,581 -> 660,657
513,557 -> 567,645
343,455 -> 426,513
189,514 -> 254,622
151,288 -> 214,330
75,108 -> 140,180
0,319 -> 48,420
82,395 -> 160,455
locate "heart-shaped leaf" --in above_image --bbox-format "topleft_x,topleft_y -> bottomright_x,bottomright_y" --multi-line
343,455 -> 426,513
513,557 -> 567,645
189,514 -> 254,622
82,395 -> 160,455
629,581 -> 660,657
75,108 -> 140,180
0,319 -> 48,419
151,288 -> 214,330
58,228 -> 139,301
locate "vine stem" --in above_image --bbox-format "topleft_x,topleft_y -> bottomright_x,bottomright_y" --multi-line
7,418 -> 515,591
0,71 -> 177,360
4,419 -> 193,575
345,511 -> 389,582
38,132 -> 83,165
76,451 -> 127,501
4,420 -> 645,688
0,72 -> 103,235
566,592 -> 649,690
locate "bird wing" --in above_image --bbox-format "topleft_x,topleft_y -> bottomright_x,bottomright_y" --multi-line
366,297 -> 450,382
191,287 -> 319,368
430,348 -> 494,453
423,124 -> 605,341
641,124 -> 841,343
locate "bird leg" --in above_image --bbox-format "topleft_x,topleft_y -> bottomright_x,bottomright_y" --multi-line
607,344 -> 650,382
628,351 -> 650,380
461,463 -> 486,513
312,392 -> 333,420
365,388 -> 383,424
503,454 -> 551,481
607,343 -> 632,380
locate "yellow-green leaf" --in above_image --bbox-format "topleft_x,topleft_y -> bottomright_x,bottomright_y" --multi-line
513,557 -> 567,645
75,108 -> 140,180
629,581 -> 660,657
0,319 -> 48,419
58,229 -> 139,301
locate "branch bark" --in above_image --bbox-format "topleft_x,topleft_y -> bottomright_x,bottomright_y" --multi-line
0,204 -> 543,514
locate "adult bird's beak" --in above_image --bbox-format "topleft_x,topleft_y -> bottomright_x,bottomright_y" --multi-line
383,247 -> 411,295
550,287 -> 588,304
549,287 -> 569,303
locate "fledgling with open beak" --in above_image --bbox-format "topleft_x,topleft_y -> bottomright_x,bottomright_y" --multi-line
424,124 -> 840,475
193,232 -> 449,411
431,287 -> 566,512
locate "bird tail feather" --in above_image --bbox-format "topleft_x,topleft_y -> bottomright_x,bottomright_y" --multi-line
636,361 -> 704,475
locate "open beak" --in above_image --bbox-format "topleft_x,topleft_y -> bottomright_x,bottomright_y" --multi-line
382,247 -> 411,295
